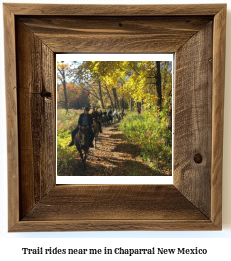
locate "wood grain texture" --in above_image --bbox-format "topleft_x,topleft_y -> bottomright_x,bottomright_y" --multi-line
4,3 -> 225,16
16,20 -> 36,218
3,5 -> 19,231
22,185 -> 207,221
174,22 -> 213,219
211,5 -> 226,228
40,45 -> 56,198
11,220 -> 219,232
16,19 -> 56,218
4,3 -> 226,231
18,16 -> 213,53
11,185 -> 219,231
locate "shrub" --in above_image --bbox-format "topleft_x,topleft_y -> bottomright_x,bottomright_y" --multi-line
57,109 -> 81,175
119,108 -> 172,174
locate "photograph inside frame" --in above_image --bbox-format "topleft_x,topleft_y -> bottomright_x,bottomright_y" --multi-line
57,58 -> 173,178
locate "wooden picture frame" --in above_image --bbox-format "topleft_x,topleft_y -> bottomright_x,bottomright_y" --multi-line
4,4 -> 226,231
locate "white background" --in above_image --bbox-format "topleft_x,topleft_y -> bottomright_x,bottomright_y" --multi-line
0,0 -> 231,260
56,53 -> 174,184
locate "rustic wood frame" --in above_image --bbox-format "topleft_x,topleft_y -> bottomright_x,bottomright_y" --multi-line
4,4 -> 226,232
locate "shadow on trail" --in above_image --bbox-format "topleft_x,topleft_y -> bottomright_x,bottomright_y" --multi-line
58,122 -> 165,176
67,156 -> 161,176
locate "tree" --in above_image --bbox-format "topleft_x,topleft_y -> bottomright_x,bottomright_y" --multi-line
59,60 -> 172,123
98,81 -> 105,109
57,61 -> 69,111
103,84 -> 114,110
156,61 -> 162,111
72,62 -> 106,109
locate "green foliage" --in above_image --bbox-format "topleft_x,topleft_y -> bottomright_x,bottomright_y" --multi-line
57,109 -> 81,175
119,109 -> 172,174
57,109 -> 81,131
57,108 -> 172,176
57,129 -> 77,174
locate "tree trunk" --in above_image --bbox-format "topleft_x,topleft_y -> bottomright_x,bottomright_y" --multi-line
130,97 -> 134,110
168,92 -> 172,132
156,61 -> 162,110
98,81 -> 104,109
137,102 -> 142,114
105,85 -> 114,110
62,70 -> 68,112
121,98 -> 125,109
163,61 -> 167,92
58,66 -> 68,111
112,87 -> 119,109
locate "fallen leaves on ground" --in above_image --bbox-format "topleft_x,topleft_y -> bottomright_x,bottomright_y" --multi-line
58,123 -> 171,176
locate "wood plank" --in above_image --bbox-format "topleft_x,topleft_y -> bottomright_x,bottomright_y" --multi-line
22,185 -> 207,221
3,4 -> 19,231
16,19 -> 56,215
4,4 -> 225,16
40,35 -> 187,53
16,20 -> 42,215
18,16 -> 213,35
31,36 -> 43,93
41,98 -> 56,197
174,22 -> 213,218
16,20 -> 34,91
19,149 -> 35,218
18,16 -> 213,53
10,220 -> 219,232
41,44 -> 56,197
31,94 -> 43,203
42,44 -> 53,94
17,89 -> 33,149
211,5 -> 226,228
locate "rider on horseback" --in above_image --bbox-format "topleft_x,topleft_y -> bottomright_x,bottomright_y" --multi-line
108,108 -> 113,121
99,109 -> 103,120
92,108 -> 102,133
113,109 -> 118,117
69,106 -> 94,148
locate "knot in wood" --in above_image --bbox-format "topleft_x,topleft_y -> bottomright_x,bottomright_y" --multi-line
194,153 -> 203,164
40,90 -> 52,99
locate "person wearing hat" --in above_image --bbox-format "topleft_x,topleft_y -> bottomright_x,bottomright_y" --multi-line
69,106 -> 94,147
108,108 -> 113,121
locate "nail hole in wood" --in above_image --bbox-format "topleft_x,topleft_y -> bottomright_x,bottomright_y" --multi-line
119,23 -> 122,27
194,153 -> 202,164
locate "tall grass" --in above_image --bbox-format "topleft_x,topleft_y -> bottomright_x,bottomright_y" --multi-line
57,109 -> 82,132
57,109 -> 82,175
119,109 -> 172,174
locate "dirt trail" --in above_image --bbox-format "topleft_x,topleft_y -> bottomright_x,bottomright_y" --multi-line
62,122 -> 162,176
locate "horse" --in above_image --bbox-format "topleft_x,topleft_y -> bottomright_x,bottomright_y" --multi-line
91,119 -> 99,147
118,112 -> 123,120
108,114 -> 113,125
99,117 -> 103,127
113,113 -> 119,123
74,126 -> 89,170
102,115 -> 107,127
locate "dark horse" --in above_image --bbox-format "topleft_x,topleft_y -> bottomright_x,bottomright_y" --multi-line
74,126 -> 89,170
92,119 -> 99,148
102,115 -> 107,127
107,114 -> 113,125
